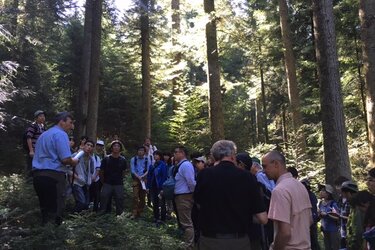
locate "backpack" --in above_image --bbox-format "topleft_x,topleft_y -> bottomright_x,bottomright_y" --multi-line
162,160 -> 187,200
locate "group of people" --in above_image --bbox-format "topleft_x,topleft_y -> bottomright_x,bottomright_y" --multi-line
24,110 -> 375,250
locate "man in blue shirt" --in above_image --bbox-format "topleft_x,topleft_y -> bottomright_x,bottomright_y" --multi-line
32,112 -> 78,225
174,145 -> 196,249
130,146 -> 150,219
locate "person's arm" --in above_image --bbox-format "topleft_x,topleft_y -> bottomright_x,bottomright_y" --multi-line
61,157 -> 78,166
273,220 -> 291,250
253,211 -> 268,225
27,138 -> 34,156
184,163 -> 196,192
130,158 -> 140,179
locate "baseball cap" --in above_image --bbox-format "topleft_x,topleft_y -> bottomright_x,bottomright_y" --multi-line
194,156 -> 206,163
96,140 -> 105,146
236,152 -> 253,169
320,184 -> 335,194
341,181 -> 358,193
34,110 -> 45,118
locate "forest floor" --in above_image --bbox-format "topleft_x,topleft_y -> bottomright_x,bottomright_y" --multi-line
0,173 -> 184,249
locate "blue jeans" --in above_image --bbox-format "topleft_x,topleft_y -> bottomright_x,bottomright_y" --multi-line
73,184 -> 89,212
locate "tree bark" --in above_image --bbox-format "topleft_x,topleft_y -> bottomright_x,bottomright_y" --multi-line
260,64 -> 269,143
204,0 -> 224,143
86,0 -> 102,141
255,97 -> 264,143
360,0 -> 375,167
278,0 -> 306,159
77,0 -> 93,138
312,0 -> 352,183
140,0 -> 151,139
171,0 -> 182,111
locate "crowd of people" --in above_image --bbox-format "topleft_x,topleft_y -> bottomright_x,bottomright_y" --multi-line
24,110 -> 375,250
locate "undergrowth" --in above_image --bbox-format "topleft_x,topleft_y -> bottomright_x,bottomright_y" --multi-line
0,174 -> 184,249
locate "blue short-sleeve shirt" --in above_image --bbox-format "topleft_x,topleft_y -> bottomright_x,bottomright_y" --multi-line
32,125 -> 72,172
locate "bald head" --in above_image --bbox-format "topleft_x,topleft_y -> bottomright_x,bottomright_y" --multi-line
262,150 -> 287,180
264,150 -> 286,167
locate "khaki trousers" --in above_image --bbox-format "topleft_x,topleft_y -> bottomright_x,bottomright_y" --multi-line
132,179 -> 146,216
175,193 -> 195,250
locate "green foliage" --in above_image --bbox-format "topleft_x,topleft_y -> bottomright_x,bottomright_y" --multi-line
0,174 -> 183,249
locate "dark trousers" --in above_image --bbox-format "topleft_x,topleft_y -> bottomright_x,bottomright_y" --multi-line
25,154 -> 33,178
33,170 -> 66,225
151,187 -> 166,221
311,223 -> 321,250
89,180 -> 102,212
100,183 -> 124,215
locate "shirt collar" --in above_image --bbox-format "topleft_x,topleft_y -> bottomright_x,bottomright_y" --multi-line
276,172 -> 293,185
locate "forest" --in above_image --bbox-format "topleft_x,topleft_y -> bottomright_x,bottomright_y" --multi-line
1,0 -> 375,248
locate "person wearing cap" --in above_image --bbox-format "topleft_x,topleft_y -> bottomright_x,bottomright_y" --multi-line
318,184 -> 340,250
99,140 -> 127,215
194,156 -> 206,173
24,110 -> 47,176
262,150 -> 312,250
32,111 -> 78,225
338,181 -> 358,249
194,141 -> 267,250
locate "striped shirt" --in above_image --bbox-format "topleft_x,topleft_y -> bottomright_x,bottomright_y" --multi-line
26,122 -> 46,150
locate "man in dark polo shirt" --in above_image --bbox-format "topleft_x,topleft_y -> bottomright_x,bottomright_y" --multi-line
194,140 -> 268,250
99,140 -> 127,215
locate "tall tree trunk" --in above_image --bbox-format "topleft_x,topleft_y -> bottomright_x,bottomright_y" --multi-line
77,0 -> 93,138
171,0 -> 181,111
282,105 -> 288,147
86,0 -> 102,141
360,0 -> 375,167
354,26 -> 369,140
140,0 -> 151,139
278,0 -> 306,159
255,97 -> 264,143
204,0 -> 224,143
312,0 -> 352,183
260,64 -> 269,143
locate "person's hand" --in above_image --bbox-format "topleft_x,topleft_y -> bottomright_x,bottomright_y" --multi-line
29,150 -> 34,157
320,211 -> 327,216
159,190 -> 164,196
71,158 -> 79,166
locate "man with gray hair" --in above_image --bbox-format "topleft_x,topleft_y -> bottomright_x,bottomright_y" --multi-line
194,140 -> 268,250
262,150 -> 312,249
